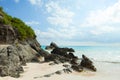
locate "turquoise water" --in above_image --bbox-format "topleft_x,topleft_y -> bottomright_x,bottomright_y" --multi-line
41,46 -> 120,62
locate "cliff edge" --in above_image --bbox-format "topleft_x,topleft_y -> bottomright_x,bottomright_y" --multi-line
0,7 -> 48,77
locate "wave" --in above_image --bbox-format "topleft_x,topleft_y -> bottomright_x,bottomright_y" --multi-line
92,59 -> 120,64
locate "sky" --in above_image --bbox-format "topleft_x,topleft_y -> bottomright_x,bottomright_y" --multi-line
0,0 -> 120,46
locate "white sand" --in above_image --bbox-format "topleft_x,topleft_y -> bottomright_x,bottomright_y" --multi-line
0,45 -> 10,49
0,61 -> 120,80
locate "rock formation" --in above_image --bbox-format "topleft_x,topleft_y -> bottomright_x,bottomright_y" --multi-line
80,55 -> 97,71
0,23 -> 48,78
0,8 -> 49,78
45,42 -> 97,72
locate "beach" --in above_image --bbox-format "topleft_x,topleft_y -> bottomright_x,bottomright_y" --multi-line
0,61 -> 120,80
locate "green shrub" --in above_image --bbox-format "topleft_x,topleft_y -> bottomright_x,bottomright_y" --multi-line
0,7 -> 35,40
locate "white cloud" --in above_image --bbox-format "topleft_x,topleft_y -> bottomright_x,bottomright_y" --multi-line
25,21 -> 40,26
34,1 -> 78,41
83,0 -> 120,35
35,26 -> 78,41
28,0 -> 42,6
14,0 -> 19,3
46,1 -> 74,27
90,26 -> 115,35
34,0 -> 120,45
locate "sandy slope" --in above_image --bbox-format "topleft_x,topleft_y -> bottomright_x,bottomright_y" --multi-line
0,61 -> 120,80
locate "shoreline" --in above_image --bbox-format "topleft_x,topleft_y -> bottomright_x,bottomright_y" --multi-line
0,61 -> 120,80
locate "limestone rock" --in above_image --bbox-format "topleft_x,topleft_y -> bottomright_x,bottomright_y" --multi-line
0,46 -> 23,77
0,44 -> 42,78
0,25 -> 16,44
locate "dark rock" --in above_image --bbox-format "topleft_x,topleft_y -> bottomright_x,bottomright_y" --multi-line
80,55 -> 97,71
45,42 -> 58,50
44,74 -> 51,77
67,48 -> 75,52
51,47 -> 75,57
55,71 -> 62,75
45,42 -> 76,64
71,65 -> 83,72
45,54 -> 70,63
50,42 -> 58,48
70,58 -> 78,65
67,53 -> 78,59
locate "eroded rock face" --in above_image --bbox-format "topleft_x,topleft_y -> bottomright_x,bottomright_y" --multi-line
0,25 -> 16,44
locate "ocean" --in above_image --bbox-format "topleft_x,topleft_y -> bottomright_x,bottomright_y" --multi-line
41,46 -> 120,63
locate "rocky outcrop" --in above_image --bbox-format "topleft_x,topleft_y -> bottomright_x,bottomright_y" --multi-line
0,9 -> 50,77
80,55 -> 97,71
46,42 -> 76,60
0,43 -> 45,77
45,42 -> 78,64
45,42 -> 97,72
0,23 -> 50,78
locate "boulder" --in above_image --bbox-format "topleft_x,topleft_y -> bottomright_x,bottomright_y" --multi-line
45,42 -> 58,50
0,46 -> 23,77
0,44 -> 42,78
80,55 -> 97,71
50,42 -> 58,48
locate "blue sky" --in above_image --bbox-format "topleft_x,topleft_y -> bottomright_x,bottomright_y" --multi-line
0,0 -> 120,46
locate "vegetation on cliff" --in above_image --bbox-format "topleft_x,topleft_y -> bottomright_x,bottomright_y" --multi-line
0,7 -> 35,40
